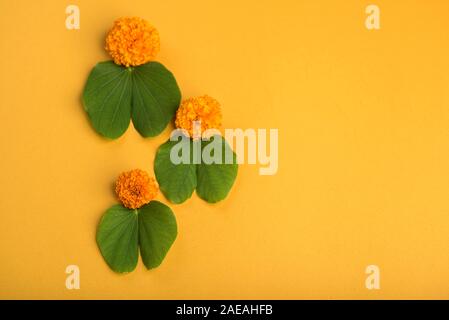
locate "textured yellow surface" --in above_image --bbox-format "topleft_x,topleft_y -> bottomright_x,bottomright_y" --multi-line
1,0 -> 449,299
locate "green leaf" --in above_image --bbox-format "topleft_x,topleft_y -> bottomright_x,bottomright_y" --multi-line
196,135 -> 238,203
154,135 -> 238,204
154,137 -> 197,204
132,62 -> 181,137
83,61 -> 132,139
139,201 -> 178,269
96,205 -> 139,273
83,61 -> 181,139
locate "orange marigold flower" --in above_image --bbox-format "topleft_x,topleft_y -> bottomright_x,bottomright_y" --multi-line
115,169 -> 158,209
175,95 -> 222,138
105,17 -> 160,67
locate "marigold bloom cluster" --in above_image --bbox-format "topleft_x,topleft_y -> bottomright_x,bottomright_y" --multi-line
175,95 -> 222,138
115,169 -> 159,209
105,17 -> 160,67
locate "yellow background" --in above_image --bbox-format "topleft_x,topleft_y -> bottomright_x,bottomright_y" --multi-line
1,0 -> 449,299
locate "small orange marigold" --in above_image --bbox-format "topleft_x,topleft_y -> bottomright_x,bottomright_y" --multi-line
175,95 -> 222,138
105,17 -> 160,67
115,169 -> 158,209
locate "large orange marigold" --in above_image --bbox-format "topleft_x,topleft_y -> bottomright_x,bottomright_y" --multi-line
115,169 -> 158,209
175,95 -> 222,138
105,17 -> 160,67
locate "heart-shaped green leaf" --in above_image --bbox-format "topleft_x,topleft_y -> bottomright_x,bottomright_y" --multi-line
96,204 -> 139,273
83,61 -> 181,139
139,201 -> 178,269
132,62 -> 181,137
154,137 -> 197,204
196,135 -> 238,203
97,201 -> 178,273
83,61 -> 133,139
155,135 -> 238,204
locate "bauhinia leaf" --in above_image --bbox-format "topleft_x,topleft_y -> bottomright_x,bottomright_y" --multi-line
97,201 -> 178,273
83,61 -> 181,139
138,201 -> 178,269
154,137 -> 197,204
96,204 -> 139,273
83,61 -> 132,139
155,135 -> 238,204
196,135 -> 238,203
132,62 -> 181,137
